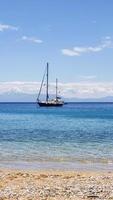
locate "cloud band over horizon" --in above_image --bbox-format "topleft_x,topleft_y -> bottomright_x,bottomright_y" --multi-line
0,81 -> 113,99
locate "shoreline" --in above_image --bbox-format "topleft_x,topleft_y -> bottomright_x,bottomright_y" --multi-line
0,169 -> 113,199
0,160 -> 113,171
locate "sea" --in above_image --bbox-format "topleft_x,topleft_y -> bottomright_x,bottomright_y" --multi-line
0,102 -> 113,170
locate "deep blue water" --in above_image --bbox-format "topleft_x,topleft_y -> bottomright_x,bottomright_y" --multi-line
0,102 -> 113,169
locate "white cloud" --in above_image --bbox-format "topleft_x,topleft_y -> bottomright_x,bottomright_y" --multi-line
0,81 -> 113,99
61,49 -> 80,56
22,36 -> 43,44
105,36 -> 111,40
60,82 -> 113,98
62,37 -> 113,56
0,23 -> 18,32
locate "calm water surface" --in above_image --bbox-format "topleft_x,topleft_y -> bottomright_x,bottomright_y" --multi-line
0,102 -> 113,169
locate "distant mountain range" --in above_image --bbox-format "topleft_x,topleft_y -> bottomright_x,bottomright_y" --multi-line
0,92 -> 37,102
0,92 -> 113,102
64,96 -> 113,102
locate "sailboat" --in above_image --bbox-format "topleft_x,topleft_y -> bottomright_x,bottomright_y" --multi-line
37,63 -> 64,107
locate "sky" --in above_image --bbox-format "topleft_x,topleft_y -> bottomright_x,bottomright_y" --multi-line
0,0 -> 113,99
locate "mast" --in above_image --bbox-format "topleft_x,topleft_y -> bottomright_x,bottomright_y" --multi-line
37,66 -> 46,102
56,78 -> 58,100
46,62 -> 49,102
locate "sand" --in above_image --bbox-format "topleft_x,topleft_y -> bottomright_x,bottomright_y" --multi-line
0,169 -> 113,200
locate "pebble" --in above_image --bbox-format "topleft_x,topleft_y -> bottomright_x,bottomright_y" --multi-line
0,171 -> 113,200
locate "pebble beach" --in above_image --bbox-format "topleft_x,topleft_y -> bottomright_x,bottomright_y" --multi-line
0,169 -> 113,200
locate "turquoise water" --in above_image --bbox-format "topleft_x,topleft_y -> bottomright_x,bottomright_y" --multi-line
0,102 -> 113,169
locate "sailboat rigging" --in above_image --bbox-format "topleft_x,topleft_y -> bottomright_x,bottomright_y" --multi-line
37,63 -> 64,107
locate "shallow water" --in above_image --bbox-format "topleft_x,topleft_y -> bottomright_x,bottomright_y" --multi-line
0,102 -> 113,169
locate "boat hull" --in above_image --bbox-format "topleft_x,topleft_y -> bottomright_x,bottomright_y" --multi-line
38,102 -> 64,107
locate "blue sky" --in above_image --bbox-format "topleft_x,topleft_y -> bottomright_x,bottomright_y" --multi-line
0,0 -> 113,99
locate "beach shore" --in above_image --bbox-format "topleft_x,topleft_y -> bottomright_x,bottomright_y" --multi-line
0,169 -> 113,200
